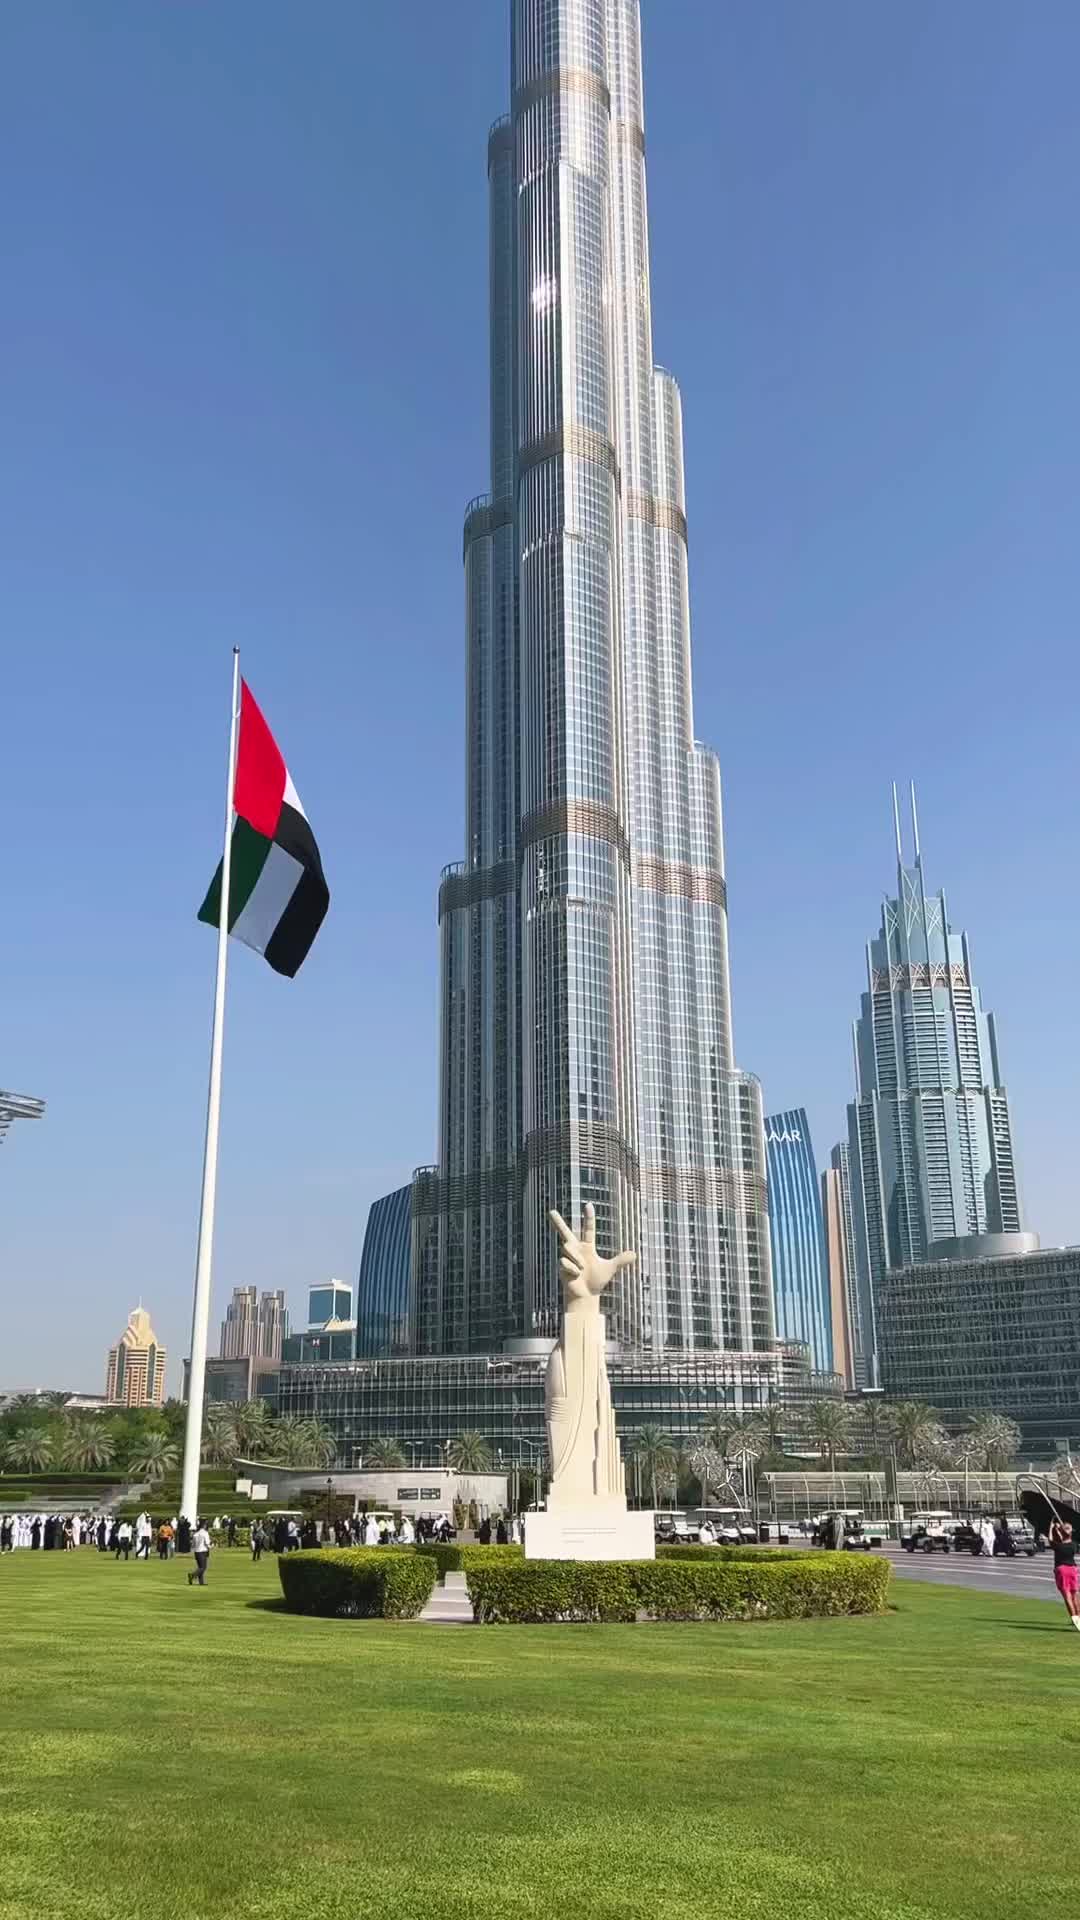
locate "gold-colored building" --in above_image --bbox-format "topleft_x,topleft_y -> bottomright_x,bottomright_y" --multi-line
105,1306 -> 167,1407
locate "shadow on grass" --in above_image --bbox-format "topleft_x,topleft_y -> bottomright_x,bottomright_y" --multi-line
991,1622 -> 1070,1633
246,1596 -> 290,1614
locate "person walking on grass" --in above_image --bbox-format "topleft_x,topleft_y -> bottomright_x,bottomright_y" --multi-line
187,1522 -> 211,1588
250,1522 -> 265,1564
1050,1519 -> 1080,1631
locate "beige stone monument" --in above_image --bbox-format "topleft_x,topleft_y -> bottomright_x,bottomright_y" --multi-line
523,1203 -> 655,1561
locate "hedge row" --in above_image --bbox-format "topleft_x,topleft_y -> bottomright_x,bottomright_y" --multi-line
277,1549 -> 437,1620
656,1544 -> 807,1564
417,1542 -> 524,1577
465,1553 -> 890,1624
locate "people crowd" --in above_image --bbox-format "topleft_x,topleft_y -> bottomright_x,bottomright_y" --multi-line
1,1505 -> 518,1556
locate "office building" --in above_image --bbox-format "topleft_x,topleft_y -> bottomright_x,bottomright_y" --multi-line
182,1354 -> 279,1407
877,1242 -> 1079,1459
821,1143 -> 856,1389
764,1109 -> 831,1373
356,1185 -> 412,1357
105,1306 -> 166,1408
307,1280 -> 352,1329
413,0 -> 772,1360
278,1342 -> 839,1468
219,1287 -> 288,1363
846,788 -> 1024,1385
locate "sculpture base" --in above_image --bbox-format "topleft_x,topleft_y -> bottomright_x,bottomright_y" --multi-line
523,1507 -> 655,1562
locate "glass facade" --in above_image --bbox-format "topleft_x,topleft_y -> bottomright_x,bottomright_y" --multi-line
877,1245 -> 1080,1459
308,1282 -> 353,1330
846,790 -> 1023,1386
764,1109 -> 831,1373
277,1344 -> 838,1467
418,0 -> 771,1359
356,1185 -> 413,1357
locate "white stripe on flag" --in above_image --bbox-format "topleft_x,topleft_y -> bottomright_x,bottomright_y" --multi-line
283,770 -> 306,819
232,841 -> 305,955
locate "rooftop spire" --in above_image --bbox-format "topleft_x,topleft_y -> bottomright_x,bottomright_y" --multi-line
910,780 -> 921,864
892,782 -> 903,863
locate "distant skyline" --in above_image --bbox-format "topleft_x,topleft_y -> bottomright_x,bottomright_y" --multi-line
3,1 -> 1077,1389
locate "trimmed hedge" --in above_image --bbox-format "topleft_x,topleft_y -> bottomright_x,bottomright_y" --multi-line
656,1544 -> 807,1564
465,1553 -> 890,1624
277,1548 -> 437,1620
417,1542 -> 523,1578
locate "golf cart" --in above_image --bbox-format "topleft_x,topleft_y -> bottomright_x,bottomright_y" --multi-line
902,1511 -> 954,1553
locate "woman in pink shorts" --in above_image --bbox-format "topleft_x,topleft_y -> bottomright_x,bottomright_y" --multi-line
1050,1520 -> 1080,1630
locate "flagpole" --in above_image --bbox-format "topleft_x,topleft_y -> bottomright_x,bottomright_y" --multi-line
180,648 -> 241,1526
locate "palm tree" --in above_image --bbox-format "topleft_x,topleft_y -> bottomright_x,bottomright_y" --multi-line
888,1400 -> 940,1468
746,1399 -> 786,1462
628,1426 -> 677,1509
201,1405 -> 238,1466
299,1418 -> 337,1468
801,1398 -> 854,1473
59,1419 -> 116,1472
361,1434 -> 407,1470
232,1399 -> 274,1456
448,1431 -> 493,1472
856,1395 -> 894,1465
125,1433 -> 179,1483
3,1426 -> 54,1471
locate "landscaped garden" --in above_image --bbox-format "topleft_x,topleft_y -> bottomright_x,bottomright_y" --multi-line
0,1545 -> 1071,1919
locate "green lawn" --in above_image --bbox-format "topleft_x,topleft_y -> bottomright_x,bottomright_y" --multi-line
0,1549 -> 1071,1920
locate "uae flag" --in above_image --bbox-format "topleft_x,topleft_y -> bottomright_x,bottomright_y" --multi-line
198,681 -> 329,978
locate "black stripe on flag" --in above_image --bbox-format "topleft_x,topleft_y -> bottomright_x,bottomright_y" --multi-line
262,799 -> 329,977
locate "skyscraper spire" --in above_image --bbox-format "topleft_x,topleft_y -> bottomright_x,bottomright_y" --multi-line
413,1 -> 772,1360
910,780 -> 921,864
892,781 -> 903,864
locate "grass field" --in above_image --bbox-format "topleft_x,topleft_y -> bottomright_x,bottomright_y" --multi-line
0,1548 -> 1072,1920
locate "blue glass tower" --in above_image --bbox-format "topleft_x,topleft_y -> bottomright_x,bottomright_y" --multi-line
846,787 -> 1024,1386
356,1186 -> 413,1358
764,1109 -> 832,1373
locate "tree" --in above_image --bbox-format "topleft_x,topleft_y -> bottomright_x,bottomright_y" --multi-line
684,1441 -> 725,1509
746,1399 -> 787,1462
3,1426 -> 54,1471
201,1405 -> 238,1466
359,1435 -> 406,1470
125,1433 -> 179,1483
1053,1457 -> 1080,1496
232,1399 -> 274,1456
967,1413 -> 1021,1472
801,1398 -> 854,1472
448,1431 -> 493,1472
59,1419 -> 116,1472
855,1395 -> 894,1465
888,1401 -> 941,1468
628,1426 -> 677,1509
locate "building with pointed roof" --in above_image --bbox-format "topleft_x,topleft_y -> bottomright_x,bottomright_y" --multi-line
105,1306 -> 167,1407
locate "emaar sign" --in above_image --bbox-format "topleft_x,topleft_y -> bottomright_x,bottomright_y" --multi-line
766,1128 -> 802,1147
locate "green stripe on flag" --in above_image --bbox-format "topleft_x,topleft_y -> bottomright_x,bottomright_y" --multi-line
197,818 -> 274,930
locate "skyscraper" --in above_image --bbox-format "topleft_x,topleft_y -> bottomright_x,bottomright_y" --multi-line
219,1287 -> 288,1363
106,1306 -> 166,1408
356,1186 -> 413,1358
846,788 -> 1024,1385
821,1143 -> 856,1390
764,1109 -> 831,1374
413,0 -> 771,1359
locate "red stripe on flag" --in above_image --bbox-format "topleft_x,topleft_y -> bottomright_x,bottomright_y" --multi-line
234,681 -> 286,837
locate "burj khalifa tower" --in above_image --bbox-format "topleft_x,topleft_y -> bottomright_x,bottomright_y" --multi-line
412,0 -> 773,1361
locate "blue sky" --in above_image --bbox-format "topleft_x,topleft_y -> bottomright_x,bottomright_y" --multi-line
3,1 -> 1076,1390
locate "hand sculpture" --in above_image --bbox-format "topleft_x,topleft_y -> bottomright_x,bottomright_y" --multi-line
549,1202 -> 636,1308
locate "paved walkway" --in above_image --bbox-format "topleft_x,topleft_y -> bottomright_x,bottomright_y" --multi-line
420,1570 -> 473,1624
883,1542 -> 1058,1601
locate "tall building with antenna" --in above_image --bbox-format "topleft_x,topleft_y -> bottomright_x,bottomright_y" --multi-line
0,1089 -> 45,1150
412,0 -> 771,1360
845,785 -> 1026,1386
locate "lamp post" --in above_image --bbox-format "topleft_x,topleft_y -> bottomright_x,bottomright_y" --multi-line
324,1475 -> 333,1539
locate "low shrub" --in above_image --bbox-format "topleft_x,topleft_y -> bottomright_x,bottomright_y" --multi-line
656,1544 -> 806,1564
466,1552 -> 889,1624
277,1548 -> 437,1620
417,1542 -> 523,1578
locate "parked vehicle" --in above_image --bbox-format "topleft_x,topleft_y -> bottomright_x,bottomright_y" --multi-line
696,1507 -> 757,1545
902,1511 -> 954,1554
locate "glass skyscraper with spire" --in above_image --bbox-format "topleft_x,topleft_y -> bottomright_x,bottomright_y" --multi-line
846,787 -> 1024,1386
412,0 -> 772,1361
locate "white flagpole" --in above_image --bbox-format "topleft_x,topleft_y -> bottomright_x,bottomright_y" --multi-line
180,647 -> 241,1526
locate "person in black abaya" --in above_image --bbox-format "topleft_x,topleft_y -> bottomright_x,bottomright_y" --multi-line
176,1517 -> 192,1555
31,1517 -> 42,1549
